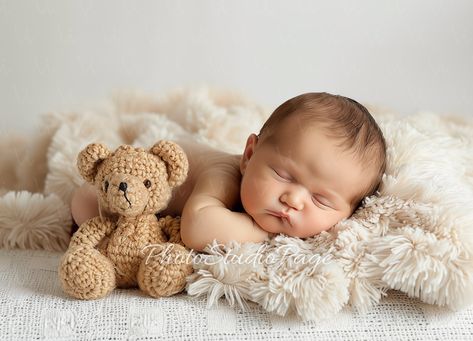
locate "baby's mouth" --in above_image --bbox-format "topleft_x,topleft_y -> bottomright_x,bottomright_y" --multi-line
266,210 -> 292,226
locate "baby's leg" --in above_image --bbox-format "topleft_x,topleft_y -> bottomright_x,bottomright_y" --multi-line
70,183 -> 100,227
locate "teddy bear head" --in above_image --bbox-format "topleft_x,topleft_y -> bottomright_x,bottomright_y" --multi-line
77,140 -> 188,217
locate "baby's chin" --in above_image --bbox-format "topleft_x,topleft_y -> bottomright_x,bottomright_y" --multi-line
254,217 -> 296,237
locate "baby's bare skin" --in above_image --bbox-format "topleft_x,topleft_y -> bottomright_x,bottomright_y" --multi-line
178,140 -> 271,251
160,140 -> 242,217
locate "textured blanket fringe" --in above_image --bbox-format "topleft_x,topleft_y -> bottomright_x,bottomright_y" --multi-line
0,191 -> 71,251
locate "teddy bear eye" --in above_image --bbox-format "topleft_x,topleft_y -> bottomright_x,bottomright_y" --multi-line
144,179 -> 152,188
104,180 -> 109,192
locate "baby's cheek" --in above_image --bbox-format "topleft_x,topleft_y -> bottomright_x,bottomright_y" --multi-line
254,179 -> 273,199
304,210 -> 332,236
241,180 -> 260,207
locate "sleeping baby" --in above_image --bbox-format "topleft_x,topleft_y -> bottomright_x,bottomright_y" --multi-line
71,92 -> 387,252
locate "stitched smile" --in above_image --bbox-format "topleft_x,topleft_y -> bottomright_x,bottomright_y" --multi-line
124,193 -> 132,207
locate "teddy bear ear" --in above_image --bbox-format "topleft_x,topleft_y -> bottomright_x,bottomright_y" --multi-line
77,143 -> 111,183
150,140 -> 189,187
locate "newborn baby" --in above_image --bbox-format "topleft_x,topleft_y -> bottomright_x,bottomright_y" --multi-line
71,92 -> 387,252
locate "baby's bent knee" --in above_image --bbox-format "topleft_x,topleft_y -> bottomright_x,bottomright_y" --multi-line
71,184 -> 99,226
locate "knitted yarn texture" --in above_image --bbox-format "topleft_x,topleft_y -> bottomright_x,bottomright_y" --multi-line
59,141 -> 193,300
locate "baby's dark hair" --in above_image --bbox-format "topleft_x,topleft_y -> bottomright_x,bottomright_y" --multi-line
258,92 -> 387,212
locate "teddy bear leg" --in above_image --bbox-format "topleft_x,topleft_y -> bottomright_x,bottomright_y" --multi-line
137,242 -> 193,298
160,216 -> 185,246
59,246 -> 116,300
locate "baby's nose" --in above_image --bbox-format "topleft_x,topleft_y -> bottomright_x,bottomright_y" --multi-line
280,191 -> 304,211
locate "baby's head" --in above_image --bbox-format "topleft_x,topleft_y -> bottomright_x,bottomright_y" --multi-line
239,92 -> 386,238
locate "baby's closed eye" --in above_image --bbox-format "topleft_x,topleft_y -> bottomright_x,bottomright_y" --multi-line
271,167 -> 332,209
312,195 -> 331,208
272,168 -> 292,181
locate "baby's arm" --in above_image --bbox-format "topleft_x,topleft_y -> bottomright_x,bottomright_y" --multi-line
180,166 -> 269,252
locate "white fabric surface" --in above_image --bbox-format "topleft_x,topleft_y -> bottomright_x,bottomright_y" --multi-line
1,248 -> 472,340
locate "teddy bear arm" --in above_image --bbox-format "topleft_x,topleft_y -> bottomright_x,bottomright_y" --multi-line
160,215 -> 185,246
69,216 -> 115,249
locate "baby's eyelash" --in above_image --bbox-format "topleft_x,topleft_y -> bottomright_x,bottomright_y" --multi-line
312,195 -> 330,208
273,169 -> 292,181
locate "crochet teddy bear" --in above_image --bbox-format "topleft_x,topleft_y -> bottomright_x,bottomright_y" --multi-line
59,140 -> 194,300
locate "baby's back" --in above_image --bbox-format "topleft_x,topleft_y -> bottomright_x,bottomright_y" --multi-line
159,139 -> 242,217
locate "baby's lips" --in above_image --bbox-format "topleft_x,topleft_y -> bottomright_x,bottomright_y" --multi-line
266,209 -> 292,226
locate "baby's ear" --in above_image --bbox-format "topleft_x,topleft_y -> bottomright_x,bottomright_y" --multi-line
150,140 -> 189,187
77,143 -> 111,183
240,133 -> 258,174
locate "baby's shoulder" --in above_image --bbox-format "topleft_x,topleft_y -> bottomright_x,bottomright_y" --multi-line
196,151 -> 241,184
187,146 -> 242,209
181,141 -> 240,176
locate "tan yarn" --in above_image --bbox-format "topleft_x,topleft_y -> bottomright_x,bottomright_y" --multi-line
59,140 -> 193,300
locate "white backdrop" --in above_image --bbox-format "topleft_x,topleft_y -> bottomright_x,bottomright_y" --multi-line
1,0 -> 472,133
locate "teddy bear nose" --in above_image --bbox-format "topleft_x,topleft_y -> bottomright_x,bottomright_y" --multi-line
119,182 -> 128,192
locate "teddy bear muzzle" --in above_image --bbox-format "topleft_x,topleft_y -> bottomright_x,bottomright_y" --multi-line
105,175 -> 150,217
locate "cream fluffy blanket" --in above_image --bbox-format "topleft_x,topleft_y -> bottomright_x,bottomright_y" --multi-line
1,88 -> 472,321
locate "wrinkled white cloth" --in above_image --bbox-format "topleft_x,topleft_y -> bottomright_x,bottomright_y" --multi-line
1,248 -> 473,340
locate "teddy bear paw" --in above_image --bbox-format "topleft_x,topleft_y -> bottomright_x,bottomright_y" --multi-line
137,242 -> 193,298
59,246 -> 116,300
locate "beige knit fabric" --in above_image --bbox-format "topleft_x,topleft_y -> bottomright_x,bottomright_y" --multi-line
58,141 -> 193,300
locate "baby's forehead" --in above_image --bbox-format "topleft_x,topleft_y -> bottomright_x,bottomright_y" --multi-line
263,122 -> 337,154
